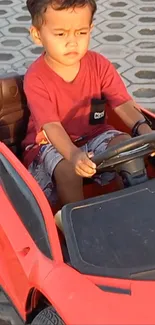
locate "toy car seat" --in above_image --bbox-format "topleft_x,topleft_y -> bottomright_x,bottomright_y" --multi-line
0,74 -> 29,157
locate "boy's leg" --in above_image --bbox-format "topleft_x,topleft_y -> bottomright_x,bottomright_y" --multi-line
87,130 -> 131,186
28,144 -> 84,207
106,132 -> 131,147
88,130 -> 130,154
54,131 -> 131,206
30,132 -> 131,210
28,145 -> 83,232
54,159 -> 84,206
38,144 -> 84,206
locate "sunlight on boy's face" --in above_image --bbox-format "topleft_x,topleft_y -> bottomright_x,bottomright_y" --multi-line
34,5 -> 93,66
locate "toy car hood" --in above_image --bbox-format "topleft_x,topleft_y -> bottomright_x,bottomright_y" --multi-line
62,178 -> 155,280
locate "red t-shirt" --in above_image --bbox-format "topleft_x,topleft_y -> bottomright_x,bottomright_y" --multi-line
22,50 -> 131,166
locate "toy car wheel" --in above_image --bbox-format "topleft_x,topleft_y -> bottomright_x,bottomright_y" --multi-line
31,306 -> 64,325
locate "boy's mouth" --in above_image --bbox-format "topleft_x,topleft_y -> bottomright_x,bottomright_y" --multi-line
64,52 -> 78,56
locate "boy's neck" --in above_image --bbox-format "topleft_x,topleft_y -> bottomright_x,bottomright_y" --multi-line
44,53 -> 81,82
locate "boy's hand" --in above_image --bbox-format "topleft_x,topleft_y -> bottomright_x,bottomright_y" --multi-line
43,122 -> 96,177
71,150 -> 96,178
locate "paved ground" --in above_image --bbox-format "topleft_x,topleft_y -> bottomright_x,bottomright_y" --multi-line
0,0 -> 155,323
0,291 -> 23,325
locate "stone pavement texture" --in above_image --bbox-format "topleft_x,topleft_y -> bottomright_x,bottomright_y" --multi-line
0,0 -> 155,110
0,291 -> 23,324
0,0 -> 155,323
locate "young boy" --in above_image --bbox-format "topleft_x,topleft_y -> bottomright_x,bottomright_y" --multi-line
23,0 -> 152,209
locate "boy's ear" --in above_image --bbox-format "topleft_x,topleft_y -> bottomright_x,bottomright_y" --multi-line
90,23 -> 94,32
29,26 -> 43,46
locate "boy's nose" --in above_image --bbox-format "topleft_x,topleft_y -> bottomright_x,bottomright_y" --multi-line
67,41 -> 78,48
66,34 -> 78,46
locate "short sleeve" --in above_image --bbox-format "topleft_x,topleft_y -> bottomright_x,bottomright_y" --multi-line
98,54 -> 132,109
24,73 -> 60,132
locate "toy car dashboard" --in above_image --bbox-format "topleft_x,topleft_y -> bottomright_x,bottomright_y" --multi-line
62,178 -> 155,280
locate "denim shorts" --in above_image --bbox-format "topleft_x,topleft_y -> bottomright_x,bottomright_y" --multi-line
28,130 -> 123,205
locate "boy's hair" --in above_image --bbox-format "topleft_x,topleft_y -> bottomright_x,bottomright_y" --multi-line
27,0 -> 97,28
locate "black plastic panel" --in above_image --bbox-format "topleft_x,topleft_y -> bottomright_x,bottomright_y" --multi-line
62,179 -> 155,279
97,285 -> 131,295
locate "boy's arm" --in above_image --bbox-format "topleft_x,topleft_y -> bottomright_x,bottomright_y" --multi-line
24,75 -> 96,177
43,121 -> 80,161
114,100 -> 153,135
98,56 -> 153,135
43,121 -> 96,177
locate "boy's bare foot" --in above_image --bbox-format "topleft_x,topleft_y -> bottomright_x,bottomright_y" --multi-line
55,210 -> 63,232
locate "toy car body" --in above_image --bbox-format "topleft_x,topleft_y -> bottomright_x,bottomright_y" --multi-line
1,75 -> 155,324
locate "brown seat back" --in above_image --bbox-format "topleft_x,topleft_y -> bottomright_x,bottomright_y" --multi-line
0,75 -> 29,155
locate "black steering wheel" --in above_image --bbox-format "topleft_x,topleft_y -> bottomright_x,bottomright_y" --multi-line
92,132 -> 155,171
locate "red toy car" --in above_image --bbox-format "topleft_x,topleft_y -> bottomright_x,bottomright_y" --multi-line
1,75 -> 155,325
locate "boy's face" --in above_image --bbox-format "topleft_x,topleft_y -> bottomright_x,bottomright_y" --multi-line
31,5 -> 93,66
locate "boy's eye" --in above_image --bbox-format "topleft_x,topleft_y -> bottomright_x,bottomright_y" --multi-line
77,31 -> 88,35
55,33 -> 65,36
54,31 -> 88,37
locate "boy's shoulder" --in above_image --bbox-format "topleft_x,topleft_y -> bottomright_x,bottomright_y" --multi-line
85,50 -> 111,75
86,50 -> 110,65
24,53 -> 46,83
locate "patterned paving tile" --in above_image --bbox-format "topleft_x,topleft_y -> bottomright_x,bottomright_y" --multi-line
126,52 -> 155,66
0,6 -> 16,18
130,14 -> 155,25
123,66 -> 155,84
0,0 -> 155,110
127,39 -> 155,52
130,5 -> 155,14
97,20 -> 134,33
94,32 -> 134,44
103,1 -> 134,10
0,291 -> 24,325
100,9 -> 135,20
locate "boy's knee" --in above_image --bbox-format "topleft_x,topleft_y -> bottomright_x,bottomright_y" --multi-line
108,133 -> 131,147
54,159 -> 79,183
53,159 -> 84,205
